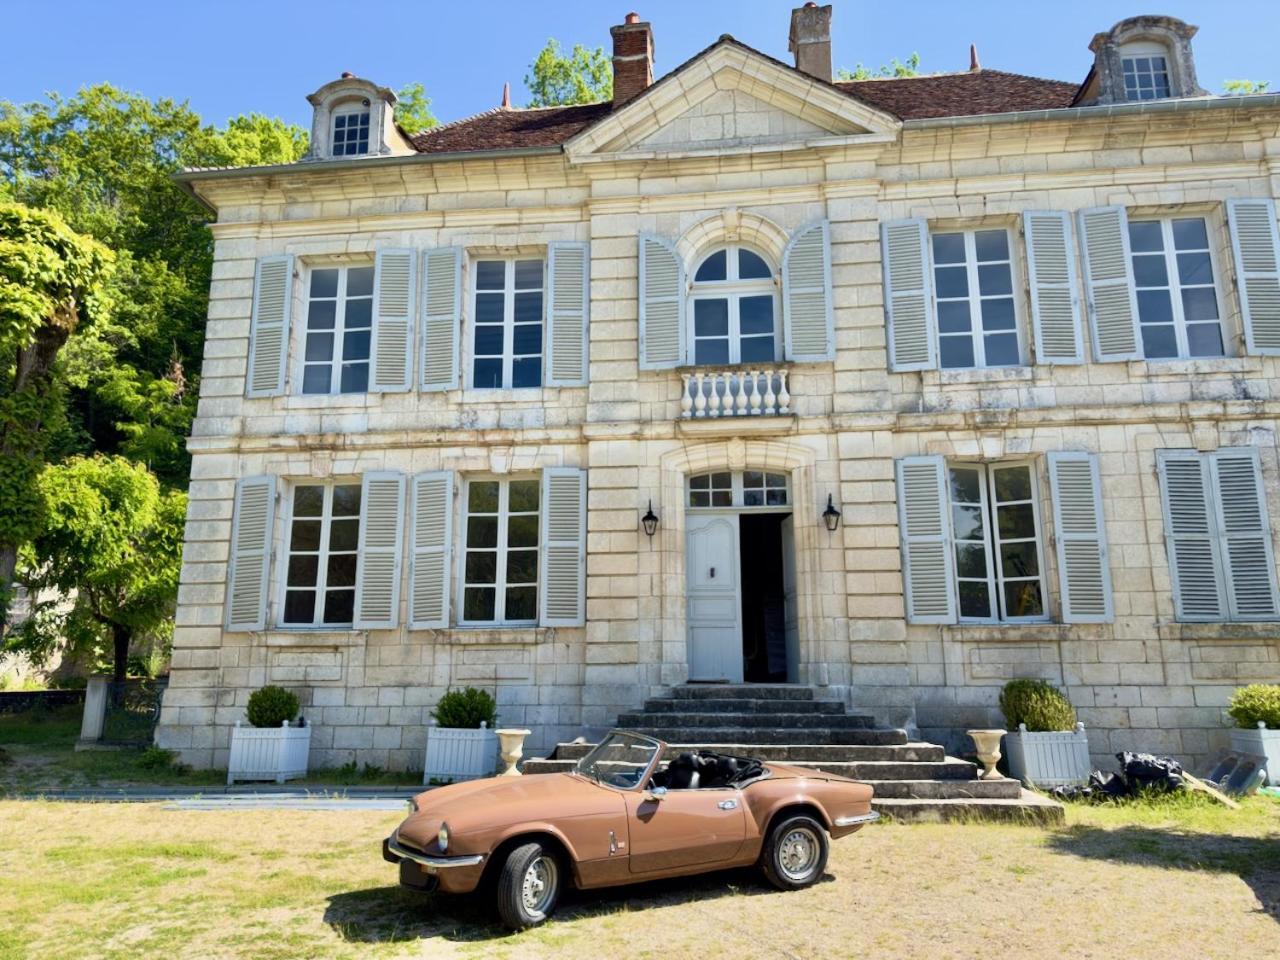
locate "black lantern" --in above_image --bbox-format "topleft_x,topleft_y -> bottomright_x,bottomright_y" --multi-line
822,494 -> 842,532
641,500 -> 660,537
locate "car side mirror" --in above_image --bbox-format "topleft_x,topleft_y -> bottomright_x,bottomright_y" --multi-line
644,786 -> 668,803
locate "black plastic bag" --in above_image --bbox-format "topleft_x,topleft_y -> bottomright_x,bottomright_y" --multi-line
1118,751 -> 1184,793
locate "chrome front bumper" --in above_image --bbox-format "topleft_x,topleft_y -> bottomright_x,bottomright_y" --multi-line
834,811 -> 881,828
384,834 -> 485,869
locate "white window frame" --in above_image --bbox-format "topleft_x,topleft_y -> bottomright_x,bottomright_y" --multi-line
1119,41 -> 1172,101
457,475 -> 541,627
948,460 -> 1049,624
687,245 -> 781,366
469,256 -> 546,390
299,261 -> 375,395
929,227 -> 1025,370
277,481 -> 363,629
686,470 -> 791,510
331,105 -> 371,157
1128,215 -> 1229,360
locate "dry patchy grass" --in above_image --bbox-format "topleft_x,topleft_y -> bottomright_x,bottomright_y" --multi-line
0,794 -> 1276,960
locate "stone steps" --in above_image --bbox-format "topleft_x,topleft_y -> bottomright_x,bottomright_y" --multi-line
873,793 -> 1064,825
642,697 -> 847,715
617,711 -> 876,730
671,684 -> 815,701
551,742 -> 948,763
622,726 -> 908,745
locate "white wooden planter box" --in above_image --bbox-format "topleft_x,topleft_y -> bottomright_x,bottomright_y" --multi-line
1004,723 -> 1092,788
1229,723 -> 1280,786
424,724 -> 498,784
227,720 -> 311,785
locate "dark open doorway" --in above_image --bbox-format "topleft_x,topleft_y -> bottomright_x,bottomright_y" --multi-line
739,512 -> 790,683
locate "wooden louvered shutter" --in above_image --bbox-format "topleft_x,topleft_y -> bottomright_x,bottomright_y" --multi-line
354,472 -> 406,629
546,241 -> 589,386
538,467 -> 586,627
1209,448 -> 1280,621
247,255 -> 294,397
370,248 -> 416,392
409,471 -> 453,629
881,219 -> 936,371
1047,452 -> 1112,622
895,456 -> 956,624
1156,451 -> 1227,621
638,234 -> 684,369
226,476 -> 276,631
1226,198 -> 1280,355
421,247 -> 462,391
1077,206 -> 1141,362
783,220 -> 834,362
1024,212 -> 1084,364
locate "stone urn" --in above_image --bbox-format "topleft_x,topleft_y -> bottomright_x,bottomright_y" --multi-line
495,728 -> 533,777
967,729 -> 1007,780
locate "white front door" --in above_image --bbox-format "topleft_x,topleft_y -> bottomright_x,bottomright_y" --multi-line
686,513 -> 742,682
780,515 -> 799,684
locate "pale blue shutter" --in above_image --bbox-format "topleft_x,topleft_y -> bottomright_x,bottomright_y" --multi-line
783,220 -> 834,362
638,235 -> 684,370
1225,198 -> 1280,355
246,255 -> 294,397
1077,206 -> 1141,362
354,472 -> 406,629
226,476 -> 276,631
895,456 -> 956,623
370,248 -> 416,392
1047,452 -> 1112,622
882,219 -> 936,371
546,241 -> 589,386
538,467 -> 586,627
409,471 -> 454,629
1023,212 -> 1084,364
421,247 -> 462,391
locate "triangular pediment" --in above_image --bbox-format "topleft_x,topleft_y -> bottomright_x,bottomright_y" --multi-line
566,39 -> 900,162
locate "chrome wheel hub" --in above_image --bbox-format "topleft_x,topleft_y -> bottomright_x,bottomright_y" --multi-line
779,827 -> 819,880
521,855 -> 557,914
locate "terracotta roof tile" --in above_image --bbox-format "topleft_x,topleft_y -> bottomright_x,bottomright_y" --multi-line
837,69 -> 1079,120
410,102 -> 612,153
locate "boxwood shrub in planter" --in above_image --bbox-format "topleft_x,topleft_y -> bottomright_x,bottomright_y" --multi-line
1227,684 -> 1280,786
1000,679 -> 1091,788
424,687 -> 499,785
227,685 -> 311,785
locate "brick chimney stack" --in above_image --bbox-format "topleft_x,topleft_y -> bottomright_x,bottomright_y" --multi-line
789,3 -> 833,82
611,12 -> 654,106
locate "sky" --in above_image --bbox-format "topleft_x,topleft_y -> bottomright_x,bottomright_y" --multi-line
1,1 -> 1277,129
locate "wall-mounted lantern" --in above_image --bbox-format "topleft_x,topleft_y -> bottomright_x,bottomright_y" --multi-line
822,494 -> 842,533
641,500 -> 660,538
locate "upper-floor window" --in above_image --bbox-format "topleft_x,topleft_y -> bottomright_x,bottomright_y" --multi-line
1120,42 -> 1171,101
461,477 -> 540,625
332,107 -> 371,156
282,483 -> 361,627
1128,216 -> 1225,359
687,470 -> 790,508
931,229 -> 1020,369
472,258 -> 544,389
689,246 -> 779,365
302,264 -> 374,394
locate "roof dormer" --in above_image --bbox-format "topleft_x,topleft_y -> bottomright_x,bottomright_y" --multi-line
304,73 -> 416,161
1081,15 -> 1208,105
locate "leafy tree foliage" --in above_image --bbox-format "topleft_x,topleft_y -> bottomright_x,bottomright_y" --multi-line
525,39 -> 613,106
11,455 -> 186,683
395,82 -> 439,135
836,54 -> 922,81
0,203 -> 113,620
1223,79 -> 1270,95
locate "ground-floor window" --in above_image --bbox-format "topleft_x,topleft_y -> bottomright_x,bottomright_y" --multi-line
282,483 -> 362,626
460,477 -> 540,625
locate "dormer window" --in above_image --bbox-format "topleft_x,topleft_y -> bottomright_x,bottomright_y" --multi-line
1083,17 -> 1207,107
331,106 -> 371,156
1120,42 -> 1171,101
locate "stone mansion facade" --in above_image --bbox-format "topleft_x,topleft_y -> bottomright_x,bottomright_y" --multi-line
157,7 -> 1280,771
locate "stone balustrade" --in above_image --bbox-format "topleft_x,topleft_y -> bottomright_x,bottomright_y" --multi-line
680,367 -> 791,418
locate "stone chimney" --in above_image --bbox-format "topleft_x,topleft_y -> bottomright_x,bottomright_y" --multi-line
611,12 -> 654,106
789,3 -> 833,82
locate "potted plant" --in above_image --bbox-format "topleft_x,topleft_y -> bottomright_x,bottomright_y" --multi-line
1227,684 -> 1280,786
227,685 -> 311,785
1000,679 -> 1091,788
423,687 -> 499,784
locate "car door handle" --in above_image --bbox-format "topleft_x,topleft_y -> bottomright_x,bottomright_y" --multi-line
718,800 -> 738,810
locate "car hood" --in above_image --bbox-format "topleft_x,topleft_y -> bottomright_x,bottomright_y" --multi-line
764,762 -> 859,784
398,772 -> 616,849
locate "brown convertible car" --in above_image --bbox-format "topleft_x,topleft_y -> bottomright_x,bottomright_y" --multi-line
383,730 -> 877,929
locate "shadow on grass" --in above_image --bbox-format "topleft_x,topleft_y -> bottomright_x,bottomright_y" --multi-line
1047,825 -> 1280,924
325,867 -> 828,943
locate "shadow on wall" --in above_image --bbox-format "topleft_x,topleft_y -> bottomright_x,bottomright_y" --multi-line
1047,825 -> 1280,925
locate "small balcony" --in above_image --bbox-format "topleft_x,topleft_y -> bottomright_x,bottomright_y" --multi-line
679,367 -> 792,419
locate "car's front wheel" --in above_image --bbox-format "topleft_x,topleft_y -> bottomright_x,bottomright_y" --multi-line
761,814 -> 829,890
496,841 -> 562,930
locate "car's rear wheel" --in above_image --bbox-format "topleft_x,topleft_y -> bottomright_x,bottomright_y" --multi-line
496,841 -> 562,930
761,814 -> 829,890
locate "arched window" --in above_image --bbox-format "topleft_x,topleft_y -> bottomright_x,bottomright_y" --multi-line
331,102 -> 371,156
1118,40 -> 1171,101
687,470 -> 789,508
689,245 -> 779,366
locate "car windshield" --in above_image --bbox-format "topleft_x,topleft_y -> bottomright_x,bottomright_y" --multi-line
574,732 -> 660,790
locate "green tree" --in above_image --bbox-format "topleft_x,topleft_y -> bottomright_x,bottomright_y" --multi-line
836,53 -> 922,81
11,455 -> 186,683
395,82 -> 439,135
1223,79 -> 1270,95
525,39 -> 613,106
0,203 -> 113,622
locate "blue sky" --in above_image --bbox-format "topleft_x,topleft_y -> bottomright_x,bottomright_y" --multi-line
1,1 -> 1276,128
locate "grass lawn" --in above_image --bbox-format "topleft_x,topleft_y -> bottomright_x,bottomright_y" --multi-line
0,792 -> 1276,960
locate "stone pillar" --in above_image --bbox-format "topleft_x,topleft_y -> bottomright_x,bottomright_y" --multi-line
76,676 -> 109,749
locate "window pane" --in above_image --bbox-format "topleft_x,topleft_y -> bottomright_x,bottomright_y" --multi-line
1132,254 -> 1168,287
512,357 -> 542,388
294,486 -> 324,516
514,292 -> 542,323
931,233 -> 965,265
694,299 -> 729,337
744,471 -> 763,487
344,298 -> 372,329
983,334 -> 1019,366
514,260 -> 543,289
475,292 -> 504,325
508,514 -> 539,548
465,551 -> 497,584
476,261 -> 505,290
290,520 -> 321,552
996,503 -> 1037,540
1128,221 -> 1164,253
284,591 -> 315,624
340,363 -> 368,394
958,581 -> 991,619
327,553 -> 357,588
977,263 -> 1012,296
738,249 -> 771,279
1186,323 -> 1225,358
308,300 -> 336,330
506,549 -> 537,584
505,586 -> 537,621
934,266 -> 968,298
739,296 -> 774,335
468,481 -> 499,512
992,466 -> 1032,502
302,365 -> 331,394
343,330 -> 370,361
473,358 -> 503,388
695,250 -> 727,282
467,515 -> 498,548
999,541 -> 1040,578
955,543 -> 988,578
765,487 -> 787,506
712,472 -> 732,487
305,332 -> 334,362
974,230 -> 1009,262
690,474 -> 709,490
346,267 -> 374,298
464,587 -> 495,622
695,339 -> 730,365
981,298 -> 1016,331
513,323 -> 542,355
1140,323 -> 1178,359
509,480 -> 540,512
475,325 -> 504,356
1172,218 -> 1208,250
1003,581 -> 1044,619
710,489 -> 732,507
952,505 -> 985,540
949,469 -> 982,504
1176,252 -> 1213,286
323,590 -> 355,624
328,518 -> 359,552
310,269 -> 339,298
1181,287 -> 1219,323
938,301 -> 971,333
1136,289 -> 1174,324
939,336 -> 975,369
740,336 -> 775,363
287,555 -> 318,587
743,488 -> 763,507
690,491 -> 709,507
333,485 -> 362,516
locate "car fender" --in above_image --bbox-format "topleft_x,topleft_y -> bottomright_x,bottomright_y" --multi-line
749,788 -> 832,837
490,819 -> 584,865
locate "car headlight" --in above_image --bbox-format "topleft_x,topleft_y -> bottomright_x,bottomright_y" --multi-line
438,823 -> 450,852
406,797 -> 417,815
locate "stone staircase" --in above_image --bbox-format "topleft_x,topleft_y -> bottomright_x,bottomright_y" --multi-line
524,684 -> 1062,824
